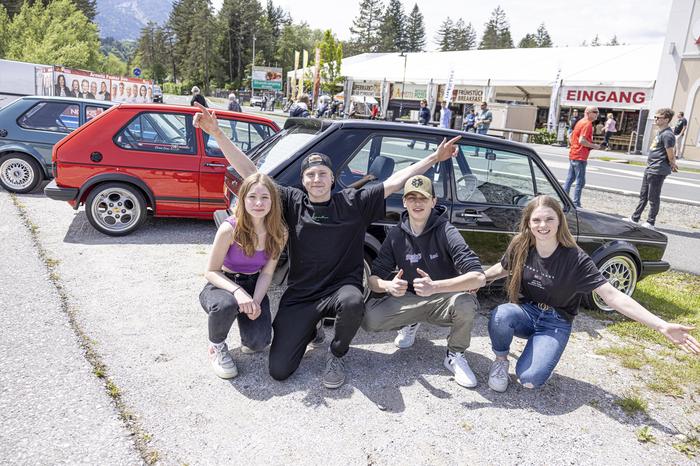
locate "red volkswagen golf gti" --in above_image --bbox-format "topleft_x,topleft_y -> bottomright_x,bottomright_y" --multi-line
44,104 -> 279,236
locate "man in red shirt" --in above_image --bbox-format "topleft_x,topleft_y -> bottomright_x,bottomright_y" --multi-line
563,106 -> 601,207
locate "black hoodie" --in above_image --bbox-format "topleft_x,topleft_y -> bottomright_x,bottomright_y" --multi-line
371,205 -> 483,293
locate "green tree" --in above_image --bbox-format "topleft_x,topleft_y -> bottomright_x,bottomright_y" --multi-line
135,22 -> 168,81
217,0 -> 262,86
535,23 -> 552,47
479,6 -> 513,49
378,0 -> 405,52
101,52 -> 128,75
518,33 -> 537,48
349,0 -> 383,53
318,29 -> 343,93
607,35 -> 619,46
404,3 -> 425,52
435,17 -> 453,51
452,19 -> 476,50
276,22 -> 323,72
5,0 -> 101,68
1,0 -> 95,20
0,4 -> 9,56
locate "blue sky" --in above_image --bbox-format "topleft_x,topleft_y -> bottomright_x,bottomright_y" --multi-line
212,0 -> 671,49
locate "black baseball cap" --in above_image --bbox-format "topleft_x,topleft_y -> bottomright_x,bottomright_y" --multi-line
300,153 -> 333,176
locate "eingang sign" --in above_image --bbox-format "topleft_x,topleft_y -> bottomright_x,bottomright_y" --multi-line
560,86 -> 652,110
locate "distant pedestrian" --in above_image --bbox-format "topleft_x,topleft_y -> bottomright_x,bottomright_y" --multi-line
408,99 -> 430,150
562,106 -> 601,208
673,111 -> 688,159
603,113 -> 616,150
439,100 -> 452,129
190,86 -> 208,108
228,93 -> 242,142
289,95 -> 310,118
627,108 -> 678,230
475,102 -> 492,135
463,108 -> 476,132
567,109 -> 580,142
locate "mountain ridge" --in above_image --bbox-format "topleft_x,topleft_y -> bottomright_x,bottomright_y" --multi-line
96,0 -> 174,40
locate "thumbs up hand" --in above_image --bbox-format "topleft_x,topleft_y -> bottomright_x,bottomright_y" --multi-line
413,268 -> 437,297
385,269 -> 408,297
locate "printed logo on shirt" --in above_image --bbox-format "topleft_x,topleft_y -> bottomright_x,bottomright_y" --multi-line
429,253 -> 439,260
651,135 -> 660,151
311,214 -> 330,223
524,264 -> 554,290
406,253 -> 422,264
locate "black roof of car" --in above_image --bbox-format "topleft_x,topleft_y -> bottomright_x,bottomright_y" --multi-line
17,95 -> 116,106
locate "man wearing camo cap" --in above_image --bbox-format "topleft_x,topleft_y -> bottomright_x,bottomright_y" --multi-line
363,174 -> 486,388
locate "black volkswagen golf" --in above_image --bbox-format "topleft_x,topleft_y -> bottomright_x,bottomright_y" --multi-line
215,118 -> 670,312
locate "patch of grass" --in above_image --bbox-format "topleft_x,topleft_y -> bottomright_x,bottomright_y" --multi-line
45,258 -> 60,268
106,380 -> 121,398
461,421 -> 473,432
636,425 -> 656,443
615,391 -> 648,415
586,271 -> 700,396
673,425 -> 700,458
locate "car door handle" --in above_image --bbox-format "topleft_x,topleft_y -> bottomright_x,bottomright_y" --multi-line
457,212 -> 483,219
203,162 -> 226,168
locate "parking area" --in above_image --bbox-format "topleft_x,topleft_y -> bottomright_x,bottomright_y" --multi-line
2,186 -> 699,464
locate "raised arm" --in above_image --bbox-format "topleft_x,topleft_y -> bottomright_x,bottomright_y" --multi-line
193,103 -> 258,178
594,283 -> 699,354
382,135 -> 461,198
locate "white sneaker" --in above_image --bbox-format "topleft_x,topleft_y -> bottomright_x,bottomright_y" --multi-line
208,343 -> 238,379
488,359 -> 510,392
624,217 -> 638,224
640,221 -> 656,231
444,351 -> 478,388
394,323 -> 421,349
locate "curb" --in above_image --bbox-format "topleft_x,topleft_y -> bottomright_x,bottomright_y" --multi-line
585,184 -> 700,207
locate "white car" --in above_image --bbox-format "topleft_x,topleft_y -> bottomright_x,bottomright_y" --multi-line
250,95 -> 264,107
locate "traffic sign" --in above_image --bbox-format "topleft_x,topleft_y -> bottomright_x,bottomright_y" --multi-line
133,68 -> 141,77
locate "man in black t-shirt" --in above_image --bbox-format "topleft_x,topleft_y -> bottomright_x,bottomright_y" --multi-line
193,104 -> 461,388
673,111 -> 688,159
628,108 -> 678,230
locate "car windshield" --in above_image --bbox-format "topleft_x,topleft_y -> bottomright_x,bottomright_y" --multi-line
252,125 -> 320,174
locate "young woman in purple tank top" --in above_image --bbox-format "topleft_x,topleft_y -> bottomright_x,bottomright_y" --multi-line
199,173 -> 287,379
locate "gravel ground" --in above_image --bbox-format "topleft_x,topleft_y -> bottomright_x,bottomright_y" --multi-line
0,193 -> 141,465
3,187 -> 699,465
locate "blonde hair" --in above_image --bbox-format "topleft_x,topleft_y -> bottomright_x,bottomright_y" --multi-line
232,173 -> 286,259
504,195 -> 576,303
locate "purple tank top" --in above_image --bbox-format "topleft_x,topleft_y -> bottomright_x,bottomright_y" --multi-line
222,217 -> 269,273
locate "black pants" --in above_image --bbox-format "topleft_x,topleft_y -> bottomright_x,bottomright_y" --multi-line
632,172 -> 667,225
199,273 -> 271,350
268,285 -> 365,381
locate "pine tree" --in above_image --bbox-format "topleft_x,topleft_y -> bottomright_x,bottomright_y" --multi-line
378,0 -> 406,52
518,33 -> 537,48
0,4 -> 9,56
451,19 -> 476,51
606,35 -> 619,46
591,34 -> 601,46
435,17 -> 453,51
404,3 -> 425,52
349,0 -> 383,53
535,23 -> 552,47
478,6 -> 513,49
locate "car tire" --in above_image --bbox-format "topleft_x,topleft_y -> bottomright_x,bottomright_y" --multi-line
587,253 -> 638,312
85,182 -> 147,236
0,153 -> 44,194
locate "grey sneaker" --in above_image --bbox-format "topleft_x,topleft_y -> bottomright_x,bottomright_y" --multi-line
444,351 -> 478,388
488,359 -> 510,392
240,344 -> 267,354
308,321 -> 326,349
641,221 -> 656,231
394,323 -> 421,349
322,352 -> 346,389
208,343 -> 238,379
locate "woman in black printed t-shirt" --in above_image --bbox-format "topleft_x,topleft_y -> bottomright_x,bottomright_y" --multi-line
483,195 -> 698,392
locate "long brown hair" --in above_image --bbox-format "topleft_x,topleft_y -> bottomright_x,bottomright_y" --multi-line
505,195 -> 577,303
232,173 -> 286,259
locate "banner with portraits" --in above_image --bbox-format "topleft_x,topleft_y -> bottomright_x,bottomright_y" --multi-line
38,66 -> 154,103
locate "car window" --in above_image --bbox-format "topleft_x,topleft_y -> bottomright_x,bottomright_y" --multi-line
205,118 -> 273,157
452,144 -> 535,206
86,106 -> 106,121
114,112 -> 195,155
253,126 -> 320,174
337,135 -> 443,197
531,160 -> 564,205
17,101 -> 80,133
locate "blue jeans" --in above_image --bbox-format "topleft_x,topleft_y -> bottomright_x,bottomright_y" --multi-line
562,159 -> 587,207
488,302 -> 572,388
476,126 -> 488,135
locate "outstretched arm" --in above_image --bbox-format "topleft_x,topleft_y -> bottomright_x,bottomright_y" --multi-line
594,282 -> 699,354
193,103 -> 257,178
382,135 -> 461,198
